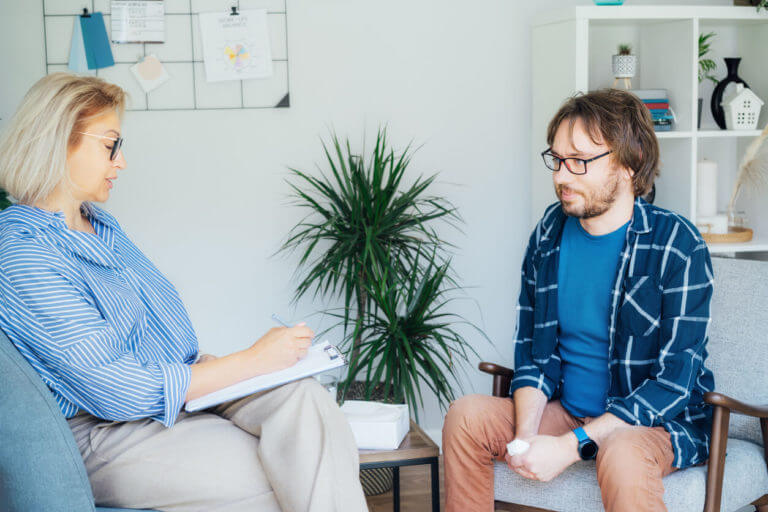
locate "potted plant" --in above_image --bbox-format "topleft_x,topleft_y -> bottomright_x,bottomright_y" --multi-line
0,189 -> 11,210
280,128 -> 487,494
733,0 -> 768,11
698,32 -> 718,128
612,44 -> 636,89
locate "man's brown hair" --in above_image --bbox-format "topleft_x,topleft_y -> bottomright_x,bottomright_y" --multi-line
546,89 -> 660,197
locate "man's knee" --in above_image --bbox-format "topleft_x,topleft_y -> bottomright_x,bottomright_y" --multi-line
443,394 -> 489,441
597,428 -> 657,478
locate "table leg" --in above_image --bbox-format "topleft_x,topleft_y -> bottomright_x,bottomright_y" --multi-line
431,459 -> 440,512
393,466 -> 400,512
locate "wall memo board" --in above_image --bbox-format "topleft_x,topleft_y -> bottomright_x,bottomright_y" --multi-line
42,0 -> 290,111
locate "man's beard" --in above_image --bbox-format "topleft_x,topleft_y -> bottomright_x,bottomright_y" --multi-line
556,171 -> 621,219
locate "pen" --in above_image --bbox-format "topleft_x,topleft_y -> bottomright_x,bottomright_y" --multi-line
271,314 -> 317,345
271,313 -> 290,328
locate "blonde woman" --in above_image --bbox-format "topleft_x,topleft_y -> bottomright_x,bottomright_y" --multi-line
0,73 -> 367,512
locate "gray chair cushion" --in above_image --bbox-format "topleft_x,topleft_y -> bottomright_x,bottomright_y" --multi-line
0,328 -> 97,512
1,329 -> 159,512
494,438 -> 768,512
96,509 -> 157,511
707,257 -> 768,446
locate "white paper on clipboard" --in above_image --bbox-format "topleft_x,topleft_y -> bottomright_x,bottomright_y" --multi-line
185,341 -> 346,412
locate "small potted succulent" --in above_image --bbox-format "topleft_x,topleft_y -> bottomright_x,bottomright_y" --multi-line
612,44 -> 636,88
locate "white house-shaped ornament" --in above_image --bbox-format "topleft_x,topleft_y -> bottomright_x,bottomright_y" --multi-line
721,83 -> 764,130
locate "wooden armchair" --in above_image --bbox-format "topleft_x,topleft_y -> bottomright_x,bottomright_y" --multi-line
479,361 -> 768,512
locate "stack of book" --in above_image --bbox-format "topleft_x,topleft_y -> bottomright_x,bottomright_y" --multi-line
632,89 -> 674,131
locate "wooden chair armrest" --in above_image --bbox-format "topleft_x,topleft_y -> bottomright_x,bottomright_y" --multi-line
478,362 -> 514,377
703,391 -> 768,512
704,391 -> 768,418
478,362 -> 514,398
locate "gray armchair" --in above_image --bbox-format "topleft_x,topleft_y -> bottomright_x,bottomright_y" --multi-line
480,257 -> 768,512
0,327 -> 158,512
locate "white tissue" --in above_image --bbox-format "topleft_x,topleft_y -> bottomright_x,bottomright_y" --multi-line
507,439 -> 530,456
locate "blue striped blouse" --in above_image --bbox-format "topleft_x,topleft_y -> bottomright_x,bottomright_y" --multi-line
0,203 -> 198,427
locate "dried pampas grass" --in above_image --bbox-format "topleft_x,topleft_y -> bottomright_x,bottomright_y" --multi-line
729,124 -> 768,212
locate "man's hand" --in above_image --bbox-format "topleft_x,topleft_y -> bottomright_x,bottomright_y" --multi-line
506,433 -> 580,482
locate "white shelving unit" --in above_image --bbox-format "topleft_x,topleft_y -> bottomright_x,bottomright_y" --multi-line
531,6 -> 768,255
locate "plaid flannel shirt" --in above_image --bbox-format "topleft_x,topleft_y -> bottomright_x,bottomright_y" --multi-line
510,198 -> 715,469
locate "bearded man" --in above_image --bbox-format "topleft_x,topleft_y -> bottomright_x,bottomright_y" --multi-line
442,89 -> 715,512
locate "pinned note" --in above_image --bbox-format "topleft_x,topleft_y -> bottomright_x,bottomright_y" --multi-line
130,54 -> 169,92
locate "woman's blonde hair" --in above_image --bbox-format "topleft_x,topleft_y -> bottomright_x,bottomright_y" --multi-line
0,73 -> 127,205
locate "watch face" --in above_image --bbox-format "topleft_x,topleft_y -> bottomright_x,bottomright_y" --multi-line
580,440 -> 598,460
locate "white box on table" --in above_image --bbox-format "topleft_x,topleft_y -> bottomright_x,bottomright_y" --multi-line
340,400 -> 409,450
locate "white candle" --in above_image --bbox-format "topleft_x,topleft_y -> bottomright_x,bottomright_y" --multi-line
697,160 -> 718,218
697,214 -> 729,234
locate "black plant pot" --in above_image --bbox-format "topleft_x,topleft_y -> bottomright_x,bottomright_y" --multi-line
711,57 -> 750,129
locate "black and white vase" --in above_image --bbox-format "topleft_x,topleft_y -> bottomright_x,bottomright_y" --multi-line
711,57 -> 750,129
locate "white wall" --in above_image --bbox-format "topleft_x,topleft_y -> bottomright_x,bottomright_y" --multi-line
0,0 -> 731,439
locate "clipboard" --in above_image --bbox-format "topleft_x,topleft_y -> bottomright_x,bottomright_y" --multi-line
185,340 -> 347,412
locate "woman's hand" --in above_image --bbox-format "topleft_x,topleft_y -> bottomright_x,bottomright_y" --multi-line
185,322 -> 314,402
248,323 -> 314,374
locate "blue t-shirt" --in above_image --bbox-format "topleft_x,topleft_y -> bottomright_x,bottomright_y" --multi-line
557,216 -> 629,418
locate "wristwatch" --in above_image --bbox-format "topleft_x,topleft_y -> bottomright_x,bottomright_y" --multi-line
573,427 -> 599,460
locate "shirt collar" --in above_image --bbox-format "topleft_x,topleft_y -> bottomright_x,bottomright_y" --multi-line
8,203 -> 118,231
628,197 -> 652,234
541,196 -> 653,251
4,204 -> 68,229
3,203 -> 123,269
81,202 -> 120,230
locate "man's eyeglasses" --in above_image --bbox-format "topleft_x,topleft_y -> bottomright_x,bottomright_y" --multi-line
541,148 -> 611,175
78,132 -> 124,161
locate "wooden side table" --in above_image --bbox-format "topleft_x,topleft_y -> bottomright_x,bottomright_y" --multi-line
359,420 -> 440,512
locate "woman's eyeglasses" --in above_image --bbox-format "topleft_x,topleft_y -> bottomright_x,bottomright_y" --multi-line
541,148 -> 611,175
78,132 -> 124,161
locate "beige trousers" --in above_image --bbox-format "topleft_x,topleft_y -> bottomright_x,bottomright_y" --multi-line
67,378 -> 368,512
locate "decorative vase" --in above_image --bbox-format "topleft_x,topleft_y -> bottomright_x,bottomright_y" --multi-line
711,57 -> 750,129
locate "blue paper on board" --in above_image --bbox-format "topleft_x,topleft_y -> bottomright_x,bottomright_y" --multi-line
67,16 -> 88,72
80,12 -> 114,70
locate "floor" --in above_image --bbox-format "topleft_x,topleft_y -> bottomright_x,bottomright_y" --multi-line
364,458 -> 445,512
363,457 -> 542,512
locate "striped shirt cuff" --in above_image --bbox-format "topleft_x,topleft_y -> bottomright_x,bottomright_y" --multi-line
155,362 -> 191,427
509,369 -> 556,399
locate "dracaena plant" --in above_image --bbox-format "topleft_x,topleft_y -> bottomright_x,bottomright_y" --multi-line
280,128 -> 486,418
0,188 -> 11,210
699,32 -> 718,85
